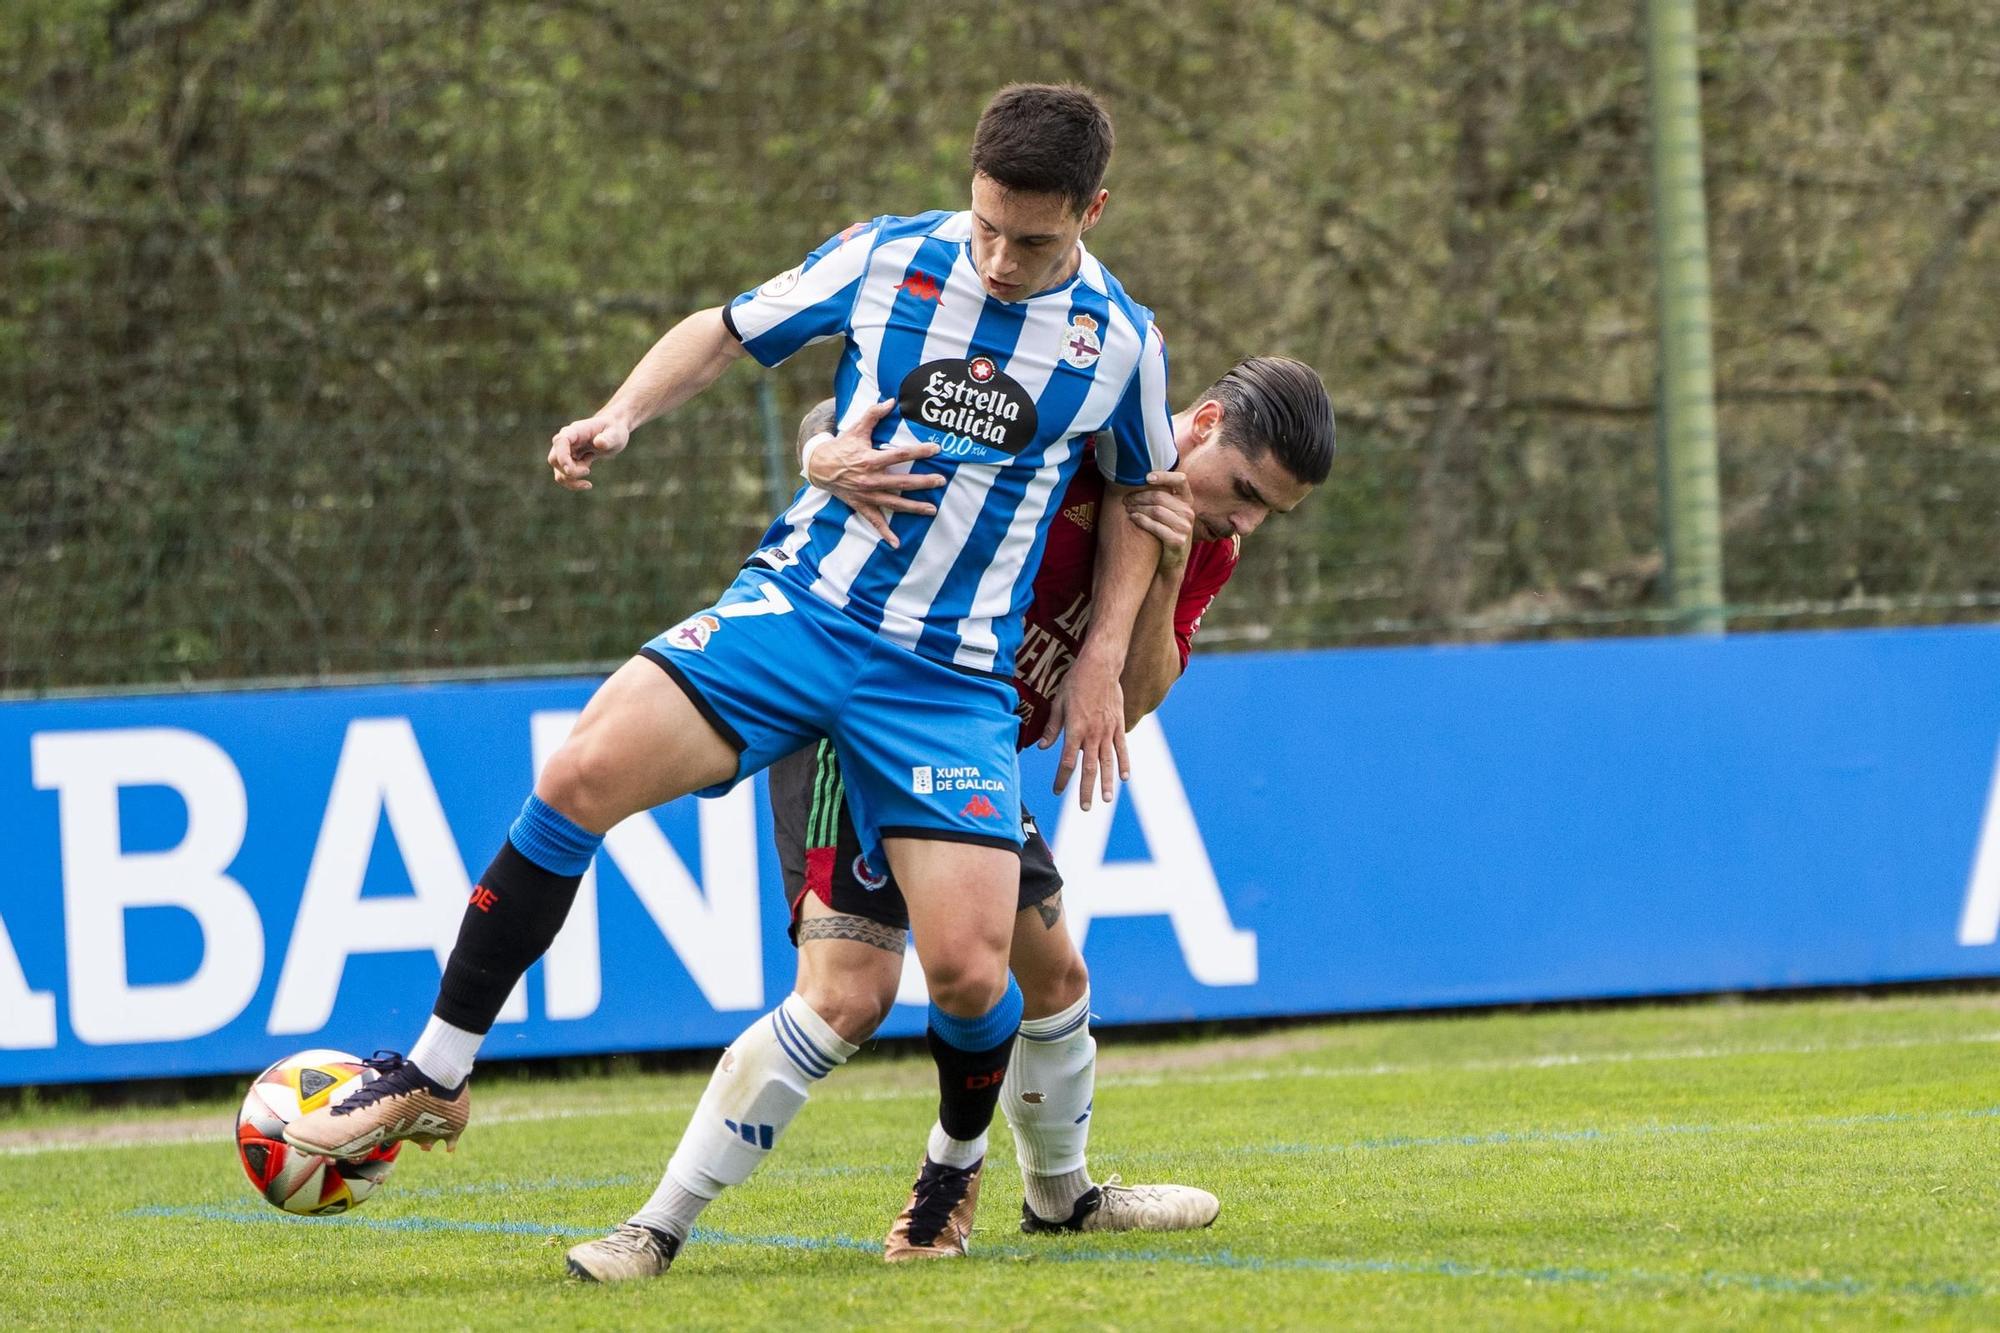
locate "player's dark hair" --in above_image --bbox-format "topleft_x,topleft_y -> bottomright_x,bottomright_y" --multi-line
1205,357 -> 1336,485
970,83 -> 1114,216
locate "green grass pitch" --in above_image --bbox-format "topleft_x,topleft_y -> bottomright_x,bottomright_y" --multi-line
2,993 -> 1996,1329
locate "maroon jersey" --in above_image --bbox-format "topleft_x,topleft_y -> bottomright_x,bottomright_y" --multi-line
1011,446 -> 1239,748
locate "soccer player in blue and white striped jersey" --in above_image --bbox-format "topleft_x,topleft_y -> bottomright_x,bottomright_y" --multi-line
284,85 -> 1180,1277
720,201 -> 1174,681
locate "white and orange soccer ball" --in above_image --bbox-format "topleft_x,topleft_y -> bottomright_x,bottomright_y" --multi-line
235,1049 -> 400,1215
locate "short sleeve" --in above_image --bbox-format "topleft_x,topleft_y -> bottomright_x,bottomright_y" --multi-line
723,218 -> 881,368
1171,536 -> 1240,670
1096,320 -> 1177,487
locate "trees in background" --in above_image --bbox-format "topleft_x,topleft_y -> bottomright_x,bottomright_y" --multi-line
3,0 -> 1994,687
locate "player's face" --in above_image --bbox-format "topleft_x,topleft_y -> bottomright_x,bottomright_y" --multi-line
968,173 -> 1106,302
1182,430 -> 1315,543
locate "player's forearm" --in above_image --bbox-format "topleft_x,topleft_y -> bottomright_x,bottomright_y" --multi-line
598,307 -> 746,434
1119,568 -> 1185,728
1075,483 -> 1161,679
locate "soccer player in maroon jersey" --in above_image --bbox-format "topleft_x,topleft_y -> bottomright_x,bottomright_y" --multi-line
763,356 -> 1334,1248
572,358 -> 1330,1276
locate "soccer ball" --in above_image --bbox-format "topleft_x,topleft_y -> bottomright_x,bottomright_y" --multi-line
235,1049 -> 401,1215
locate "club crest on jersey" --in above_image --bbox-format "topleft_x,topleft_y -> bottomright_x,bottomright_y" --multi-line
668,613 -> 721,652
759,265 -> 803,298
897,358 -> 1039,462
1060,313 -> 1102,369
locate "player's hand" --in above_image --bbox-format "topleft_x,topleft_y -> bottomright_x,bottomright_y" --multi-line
1048,650 -> 1130,811
548,415 -> 632,492
806,398 -> 945,549
1123,470 -> 1196,568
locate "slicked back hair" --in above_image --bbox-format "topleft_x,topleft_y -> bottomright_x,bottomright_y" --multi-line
970,83 -> 1115,217
1205,357 -> 1336,485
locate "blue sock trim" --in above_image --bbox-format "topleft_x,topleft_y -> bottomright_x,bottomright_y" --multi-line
928,976 -> 1024,1052
770,1008 -> 832,1080
1023,1005 -> 1091,1044
507,794 -> 603,877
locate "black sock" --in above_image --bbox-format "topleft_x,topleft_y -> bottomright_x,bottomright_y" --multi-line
926,1026 -> 1017,1143
433,840 -> 582,1033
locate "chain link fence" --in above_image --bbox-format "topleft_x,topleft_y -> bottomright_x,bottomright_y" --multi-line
4,1 -> 1995,694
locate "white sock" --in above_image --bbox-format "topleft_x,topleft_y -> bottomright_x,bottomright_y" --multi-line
631,993 -> 856,1242
627,1173 -> 709,1247
927,1120 -> 987,1170
409,1014 -> 482,1089
1001,990 -> 1097,1217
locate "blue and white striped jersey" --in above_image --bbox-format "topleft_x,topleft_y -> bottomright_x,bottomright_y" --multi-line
723,210 -> 1176,677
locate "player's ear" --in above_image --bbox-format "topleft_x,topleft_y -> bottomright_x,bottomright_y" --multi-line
1078,188 -> 1109,233
1194,397 -> 1226,445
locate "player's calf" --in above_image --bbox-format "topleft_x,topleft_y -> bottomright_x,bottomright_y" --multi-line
999,982 -> 1221,1234
883,978 -> 1023,1261
613,994 -> 858,1265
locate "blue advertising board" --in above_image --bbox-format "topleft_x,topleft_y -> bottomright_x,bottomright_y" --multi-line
3,624 -> 1997,1085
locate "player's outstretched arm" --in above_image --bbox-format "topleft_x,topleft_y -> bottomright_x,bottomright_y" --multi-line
548,306 -> 746,491
1048,481 -> 1160,810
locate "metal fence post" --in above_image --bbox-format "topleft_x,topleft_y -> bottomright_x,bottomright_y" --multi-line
1646,0 -> 1727,634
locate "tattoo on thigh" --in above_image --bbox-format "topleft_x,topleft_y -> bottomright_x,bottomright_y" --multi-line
1034,892 -> 1063,931
798,913 -> 908,954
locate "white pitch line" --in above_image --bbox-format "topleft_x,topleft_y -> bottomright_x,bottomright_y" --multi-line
1093,1028 -> 2000,1093
0,1101 -> 686,1158
6,1028 -> 1998,1158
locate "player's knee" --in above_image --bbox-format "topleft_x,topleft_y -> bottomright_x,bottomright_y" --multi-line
534,731 -> 619,831
924,954 -> 1010,1018
1020,948 -> 1089,1017
796,976 -> 894,1047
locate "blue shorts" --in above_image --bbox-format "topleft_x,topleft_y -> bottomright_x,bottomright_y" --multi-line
640,568 -> 1022,859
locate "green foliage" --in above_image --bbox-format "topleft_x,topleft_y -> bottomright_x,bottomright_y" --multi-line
2,1 -> 1995,689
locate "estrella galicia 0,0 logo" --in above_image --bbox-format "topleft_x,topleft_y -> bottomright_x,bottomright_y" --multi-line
897,358 -> 1040,462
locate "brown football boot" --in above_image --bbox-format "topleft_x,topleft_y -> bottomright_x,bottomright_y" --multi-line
283,1051 -> 470,1161
884,1156 -> 983,1261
